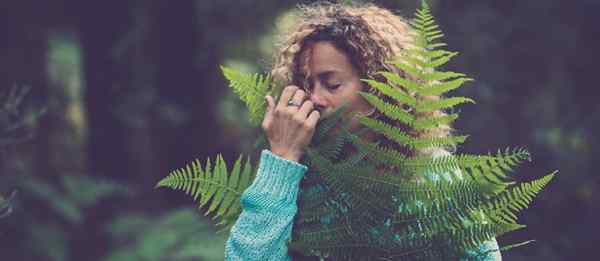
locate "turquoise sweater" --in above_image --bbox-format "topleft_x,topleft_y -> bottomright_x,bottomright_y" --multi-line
225,150 -> 502,261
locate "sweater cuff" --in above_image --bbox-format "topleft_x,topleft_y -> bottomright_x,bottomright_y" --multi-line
245,150 -> 308,204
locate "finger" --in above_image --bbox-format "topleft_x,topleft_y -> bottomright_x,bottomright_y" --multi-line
262,95 -> 275,128
305,110 -> 320,129
290,89 -> 307,106
297,100 -> 314,119
276,85 -> 299,110
265,95 -> 275,113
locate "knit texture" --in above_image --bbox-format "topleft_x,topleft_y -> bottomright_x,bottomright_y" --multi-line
225,150 -> 307,261
225,149 -> 502,260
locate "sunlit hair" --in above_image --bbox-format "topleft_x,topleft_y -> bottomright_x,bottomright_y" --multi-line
270,2 -> 454,156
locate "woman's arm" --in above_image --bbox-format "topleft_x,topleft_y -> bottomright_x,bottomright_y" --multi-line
225,86 -> 317,260
225,149 -> 307,261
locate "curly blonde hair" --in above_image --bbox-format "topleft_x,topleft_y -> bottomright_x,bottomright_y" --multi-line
270,2 -> 453,156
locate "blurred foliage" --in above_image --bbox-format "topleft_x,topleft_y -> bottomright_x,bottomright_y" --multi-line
0,173 -> 130,260
0,85 -> 45,148
0,191 -> 16,219
0,84 -> 45,222
1,173 -> 227,261
105,208 -> 227,261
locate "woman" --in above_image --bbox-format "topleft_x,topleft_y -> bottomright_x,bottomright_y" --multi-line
225,3 -> 501,260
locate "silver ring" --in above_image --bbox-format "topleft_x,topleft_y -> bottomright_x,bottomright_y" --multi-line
287,100 -> 302,107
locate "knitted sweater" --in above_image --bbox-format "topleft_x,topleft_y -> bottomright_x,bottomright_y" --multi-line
225,150 -> 502,261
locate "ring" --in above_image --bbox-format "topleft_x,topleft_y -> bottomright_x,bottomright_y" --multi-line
287,100 -> 302,107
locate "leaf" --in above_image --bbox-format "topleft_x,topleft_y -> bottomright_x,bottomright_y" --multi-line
221,66 -> 271,125
359,92 -> 415,126
416,96 -> 475,113
156,154 -> 254,228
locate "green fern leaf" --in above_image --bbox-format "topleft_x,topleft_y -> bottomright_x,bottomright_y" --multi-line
156,154 -> 254,228
358,117 -> 414,147
362,78 -> 417,106
221,66 -> 270,125
427,51 -> 458,68
347,133 -> 408,168
412,113 -> 459,130
387,59 -> 424,81
483,171 -> 556,223
359,92 -> 415,126
422,70 -> 467,82
420,77 -> 473,97
416,96 -> 475,113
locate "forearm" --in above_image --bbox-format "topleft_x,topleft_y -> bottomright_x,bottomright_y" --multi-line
225,150 -> 307,261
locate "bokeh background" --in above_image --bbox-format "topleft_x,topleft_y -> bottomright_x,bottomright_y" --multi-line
1,0 -> 598,260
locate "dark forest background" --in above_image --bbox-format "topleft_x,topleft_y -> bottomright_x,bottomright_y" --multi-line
1,0 -> 598,260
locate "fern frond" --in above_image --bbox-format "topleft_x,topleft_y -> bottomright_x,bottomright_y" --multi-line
412,113 -> 459,130
314,129 -> 348,160
358,117 -> 413,147
405,147 -> 530,177
445,222 -> 526,253
156,154 -> 254,228
422,70 -> 468,82
483,171 -> 556,223
305,148 -> 396,214
388,59 -> 426,80
358,117 -> 467,150
420,77 -> 473,97
427,51 -> 458,69
415,96 -> 475,113
359,92 -> 415,126
312,105 -> 348,143
362,78 -> 417,106
378,70 -> 421,93
291,224 -> 357,248
346,133 -> 409,169
221,66 -> 270,125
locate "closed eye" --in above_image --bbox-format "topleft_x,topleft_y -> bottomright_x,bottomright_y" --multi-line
326,83 -> 341,90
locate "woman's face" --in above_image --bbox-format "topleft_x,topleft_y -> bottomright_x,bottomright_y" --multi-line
299,40 -> 372,130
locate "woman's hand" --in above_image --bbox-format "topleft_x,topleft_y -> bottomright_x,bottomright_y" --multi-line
262,85 -> 320,162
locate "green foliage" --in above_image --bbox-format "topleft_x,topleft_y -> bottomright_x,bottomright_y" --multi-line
156,154 -> 254,231
0,174 -> 131,261
220,66 -> 272,126
0,190 -> 16,218
28,222 -> 69,261
0,84 -> 45,147
157,1 -> 556,260
105,208 -> 227,261
19,174 -> 131,225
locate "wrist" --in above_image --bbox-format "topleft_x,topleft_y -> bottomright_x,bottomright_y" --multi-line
281,154 -> 301,162
271,149 -> 301,162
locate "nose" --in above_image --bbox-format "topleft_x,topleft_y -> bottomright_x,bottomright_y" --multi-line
308,84 -> 327,113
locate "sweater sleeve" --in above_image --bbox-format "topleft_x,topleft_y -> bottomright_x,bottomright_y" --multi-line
225,149 -> 307,261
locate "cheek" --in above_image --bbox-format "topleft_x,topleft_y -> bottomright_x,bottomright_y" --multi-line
329,92 -> 354,109
341,83 -> 367,110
